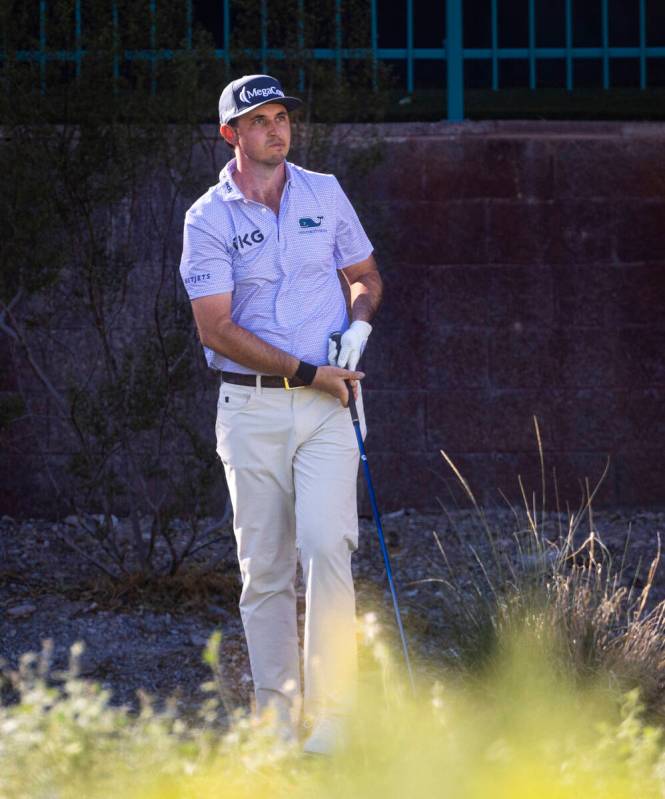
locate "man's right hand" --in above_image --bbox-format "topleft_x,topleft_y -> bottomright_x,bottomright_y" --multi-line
312,365 -> 364,406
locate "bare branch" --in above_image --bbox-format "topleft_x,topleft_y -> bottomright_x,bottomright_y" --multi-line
55,528 -> 119,581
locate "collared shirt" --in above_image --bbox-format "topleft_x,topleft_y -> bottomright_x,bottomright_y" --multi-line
179,158 -> 374,374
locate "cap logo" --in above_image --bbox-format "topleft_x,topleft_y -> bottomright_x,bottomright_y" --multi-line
239,85 -> 285,104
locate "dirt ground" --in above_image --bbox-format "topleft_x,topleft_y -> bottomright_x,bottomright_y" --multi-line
1,506 -> 664,725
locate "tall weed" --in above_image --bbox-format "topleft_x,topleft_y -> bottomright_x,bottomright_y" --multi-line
432,417 -> 665,722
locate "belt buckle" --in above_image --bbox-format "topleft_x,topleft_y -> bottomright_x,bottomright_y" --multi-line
283,377 -> 306,390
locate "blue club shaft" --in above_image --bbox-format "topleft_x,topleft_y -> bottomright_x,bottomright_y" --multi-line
350,414 -> 416,693
330,332 -> 415,691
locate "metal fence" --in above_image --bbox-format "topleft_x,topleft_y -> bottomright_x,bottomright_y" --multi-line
4,0 -> 665,121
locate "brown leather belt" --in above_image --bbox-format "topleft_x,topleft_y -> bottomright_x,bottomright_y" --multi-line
221,371 -> 309,389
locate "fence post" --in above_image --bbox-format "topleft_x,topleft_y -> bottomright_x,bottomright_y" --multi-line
407,0 -> 413,94
371,0 -> 378,89
297,0 -> 305,91
39,0 -> 46,95
446,0 -> 464,121
261,0 -> 267,74
75,0 -> 81,78
639,0 -> 647,89
149,0 -> 156,96
112,2 -> 119,90
186,0 -> 192,50
335,0 -> 342,84
223,0 -> 230,78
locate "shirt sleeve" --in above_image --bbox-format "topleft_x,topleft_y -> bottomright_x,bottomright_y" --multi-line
179,214 -> 235,300
332,177 -> 374,270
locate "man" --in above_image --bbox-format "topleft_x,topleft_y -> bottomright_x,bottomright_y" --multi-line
179,74 -> 382,754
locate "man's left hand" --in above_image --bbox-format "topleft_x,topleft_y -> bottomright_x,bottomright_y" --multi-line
328,320 -> 372,370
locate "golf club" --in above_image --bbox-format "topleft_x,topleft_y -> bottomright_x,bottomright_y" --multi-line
331,331 -> 416,694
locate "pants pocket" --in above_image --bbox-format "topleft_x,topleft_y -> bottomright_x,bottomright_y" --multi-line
218,383 -> 256,411
215,384 -> 259,463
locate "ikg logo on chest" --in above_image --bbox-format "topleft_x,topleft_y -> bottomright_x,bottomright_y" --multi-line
232,229 -> 265,250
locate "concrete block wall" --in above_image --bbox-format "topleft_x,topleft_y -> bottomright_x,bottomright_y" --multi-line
349,121 -> 665,511
1,121 -> 663,516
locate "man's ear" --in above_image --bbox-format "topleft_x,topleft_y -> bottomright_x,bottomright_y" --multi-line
219,123 -> 237,147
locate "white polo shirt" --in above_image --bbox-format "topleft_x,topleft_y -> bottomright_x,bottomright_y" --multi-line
179,158 -> 374,374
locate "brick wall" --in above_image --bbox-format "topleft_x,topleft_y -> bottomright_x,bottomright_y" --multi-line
1,121 -> 664,516
349,121 -> 665,512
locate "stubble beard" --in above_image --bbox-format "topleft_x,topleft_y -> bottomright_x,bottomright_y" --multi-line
263,141 -> 289,167
238,136 -> 290,170
263,152 -> 286,167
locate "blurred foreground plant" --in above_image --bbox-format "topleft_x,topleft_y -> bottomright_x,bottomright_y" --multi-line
1,617 -> 665,798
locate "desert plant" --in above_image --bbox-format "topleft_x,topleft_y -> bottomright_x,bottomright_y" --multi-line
0,0 -> 232,579
2,620 -> 665,798
424,417 -> 665,723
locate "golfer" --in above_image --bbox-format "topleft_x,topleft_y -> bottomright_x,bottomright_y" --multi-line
179,74 -> 382,754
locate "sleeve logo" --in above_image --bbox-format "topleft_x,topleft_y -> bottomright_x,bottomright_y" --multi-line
184,273 -> 211,285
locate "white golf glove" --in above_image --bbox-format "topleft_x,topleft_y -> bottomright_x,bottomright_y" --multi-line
328,320 -> 372,370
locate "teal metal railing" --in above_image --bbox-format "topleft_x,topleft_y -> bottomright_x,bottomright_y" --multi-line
4,0 -> 665,121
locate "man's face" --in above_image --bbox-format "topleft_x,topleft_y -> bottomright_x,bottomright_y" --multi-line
221,102 -> 291,166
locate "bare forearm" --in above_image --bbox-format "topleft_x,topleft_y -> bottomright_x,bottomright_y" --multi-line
349,271 -> 383,323
199,317 -> 364,405
200,319 -> 299,377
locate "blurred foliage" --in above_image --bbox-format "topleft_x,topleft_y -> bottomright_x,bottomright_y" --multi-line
2,619 -> 665,798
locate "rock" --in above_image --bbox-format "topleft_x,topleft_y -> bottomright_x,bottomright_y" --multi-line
67,600 -> 96,619
64,513 -> 119,530
189,632 -> 210,648
78,655 -> 110,677
7,603 -> 37,618
141,613 -> 164,633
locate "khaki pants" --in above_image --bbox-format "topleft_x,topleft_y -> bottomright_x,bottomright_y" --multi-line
215,377 -> 367,730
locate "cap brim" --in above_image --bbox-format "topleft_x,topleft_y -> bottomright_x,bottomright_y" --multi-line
224,96 -> 302,123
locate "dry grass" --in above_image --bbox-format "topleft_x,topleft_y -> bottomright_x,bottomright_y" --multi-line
431,417 -> 665,722
69,566 -> 241,613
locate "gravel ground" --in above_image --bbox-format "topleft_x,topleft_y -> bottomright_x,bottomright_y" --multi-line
1,507 -> 664,726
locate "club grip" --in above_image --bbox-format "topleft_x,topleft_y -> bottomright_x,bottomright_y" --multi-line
330,331 -> 360,423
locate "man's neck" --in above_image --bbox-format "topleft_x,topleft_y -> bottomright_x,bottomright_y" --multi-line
232,155 -> 287,212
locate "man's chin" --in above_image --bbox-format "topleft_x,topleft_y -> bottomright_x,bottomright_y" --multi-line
246,149 -> 289,168
265,150 -> 288,165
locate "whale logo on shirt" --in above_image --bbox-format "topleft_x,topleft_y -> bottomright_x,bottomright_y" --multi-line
299,216 -> 324,228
